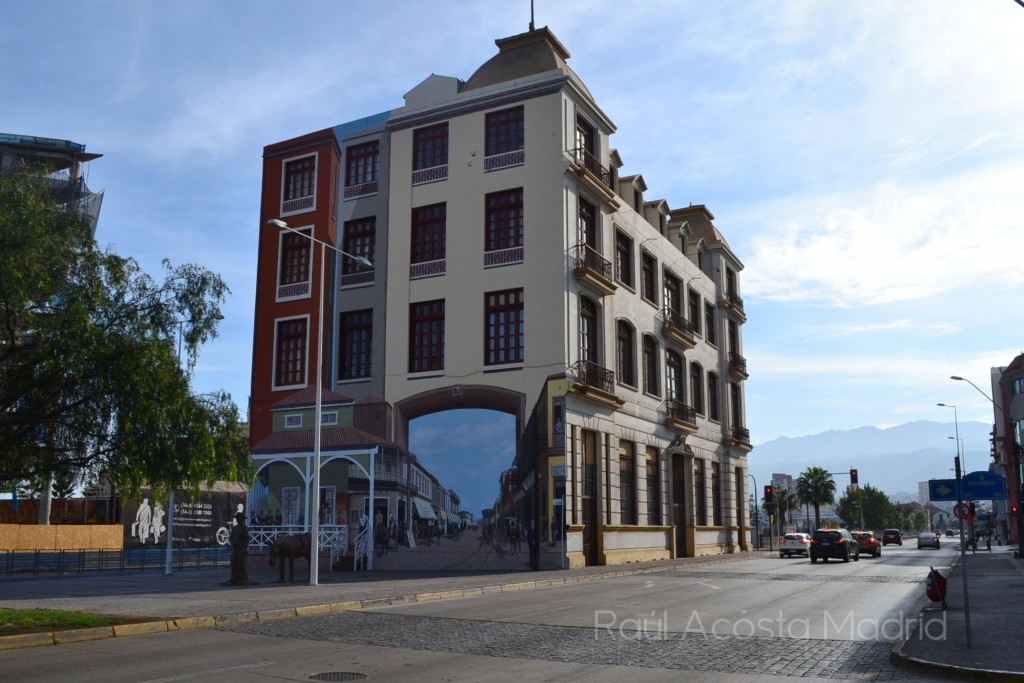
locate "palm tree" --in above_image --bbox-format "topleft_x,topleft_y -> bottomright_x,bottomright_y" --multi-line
797,466 -> 836,530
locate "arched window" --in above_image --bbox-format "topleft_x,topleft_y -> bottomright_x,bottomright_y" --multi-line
707,371 -> 720,421
690,361 -> 704,415
666,350 -> 683,401
616,320 -> 636,387
579,297 -> 598,364
642,334 -> 659,396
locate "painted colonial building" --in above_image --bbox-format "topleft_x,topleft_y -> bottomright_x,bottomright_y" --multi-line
250,26 -> 752,568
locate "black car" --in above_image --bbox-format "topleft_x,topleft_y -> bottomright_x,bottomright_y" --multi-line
881,529 -> 902,546
810,528 -> 860,563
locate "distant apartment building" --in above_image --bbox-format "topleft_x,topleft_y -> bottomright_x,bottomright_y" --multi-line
249,26 -> 751,567
918,481 -> 930,505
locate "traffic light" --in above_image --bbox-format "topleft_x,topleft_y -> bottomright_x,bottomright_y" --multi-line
1013,505 -> 1019,515
764,485 -> 775,505
850,468 -> 859,486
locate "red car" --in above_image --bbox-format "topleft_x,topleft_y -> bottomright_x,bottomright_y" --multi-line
881,529 -> 902,546
853,531 -> 881,558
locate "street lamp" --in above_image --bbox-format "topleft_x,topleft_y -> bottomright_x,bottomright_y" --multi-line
938,403 -> 962,474
267,218 -> 372,586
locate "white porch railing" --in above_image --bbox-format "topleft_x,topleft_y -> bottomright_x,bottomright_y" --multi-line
353,526 -> 370,571
248,525 -> 347,555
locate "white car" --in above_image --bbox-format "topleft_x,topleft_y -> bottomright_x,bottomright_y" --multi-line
779,532 -> 811,557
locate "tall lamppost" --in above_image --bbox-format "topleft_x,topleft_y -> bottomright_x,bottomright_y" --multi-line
267,218 -> 372,586
748,473 -> 759,549
952,374 -> 1022,555
938,403 -> 962,473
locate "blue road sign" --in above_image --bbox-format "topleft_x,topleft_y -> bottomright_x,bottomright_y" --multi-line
961,471 -> 1007,501
928,479 -> 960,502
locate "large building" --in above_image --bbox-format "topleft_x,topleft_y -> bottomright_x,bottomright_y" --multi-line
250,26 -> 752,567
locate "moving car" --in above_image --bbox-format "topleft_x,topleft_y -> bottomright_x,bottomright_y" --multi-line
810,528 -> 860,563
945,529 -> 956,537
918,530 -> 941,549
779,532 -> 811,558
852,530 -> 881,558
881,529 -> 902,546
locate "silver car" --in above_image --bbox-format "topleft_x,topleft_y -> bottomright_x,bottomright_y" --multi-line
918,530 -> 941,549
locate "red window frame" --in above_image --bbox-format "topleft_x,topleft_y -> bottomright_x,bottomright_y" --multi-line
279,228 -> 311,286
485,289 -> 524,366
409,300 -> 445,373
342,218 -> 375,275
345,141 -> 379,187
338,309 -> 372,380
485,189 -> 523,251
485,106 -> 524,156
275,318 -> 307,388
411,203 -> 446,264
284,156 -> 315,201
413,123 -> 448,171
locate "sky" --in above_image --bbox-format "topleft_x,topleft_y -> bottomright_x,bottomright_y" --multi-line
4,2 -> 1023,516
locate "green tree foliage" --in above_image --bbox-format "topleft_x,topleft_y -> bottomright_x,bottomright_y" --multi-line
836,484 -> 902,530
0,169 -> 251,499
796,466 -> 836,530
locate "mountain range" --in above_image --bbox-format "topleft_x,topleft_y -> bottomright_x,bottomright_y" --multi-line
749,420 -> 993,504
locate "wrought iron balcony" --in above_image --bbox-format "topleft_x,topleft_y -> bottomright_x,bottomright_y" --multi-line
728,352 -> 748,379
719,290 -> 746,321
661,307 -> 696,350
572,243 -> 616,295
665,399 -> 698,434
567,359 -> 623,408
568,147 -> 616,204
724,425 -> 752,451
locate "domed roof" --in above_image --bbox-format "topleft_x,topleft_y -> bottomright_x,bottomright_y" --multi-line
463,26 -> 593,99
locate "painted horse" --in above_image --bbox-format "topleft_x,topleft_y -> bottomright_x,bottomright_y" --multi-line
268,533 -> 311,582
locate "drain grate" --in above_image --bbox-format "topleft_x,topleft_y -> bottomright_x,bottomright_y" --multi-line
309,674 -> 368,682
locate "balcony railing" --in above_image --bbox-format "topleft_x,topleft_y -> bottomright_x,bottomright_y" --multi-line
730,426 -> 751,445
410,258 -> 446,280
281,194 -> 315,215
347,464 -> 408,487
344,180 -> 378,199
661,307 -> 696,349
729,352 -> 748,378
412,164 -> 448,185
665,399 -> 698,430
567,359 -> 615,395
569,147 -> 613,190
484,246 -> 524,268
572,243 -> 616,295
484,149 -> 525,172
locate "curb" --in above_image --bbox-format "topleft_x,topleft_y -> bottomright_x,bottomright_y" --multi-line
0,553 -> 753,651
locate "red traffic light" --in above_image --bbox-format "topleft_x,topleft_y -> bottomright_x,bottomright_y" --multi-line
850,468 -> 859,485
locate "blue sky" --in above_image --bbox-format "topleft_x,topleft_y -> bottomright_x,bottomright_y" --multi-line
5,2 -> 1022,516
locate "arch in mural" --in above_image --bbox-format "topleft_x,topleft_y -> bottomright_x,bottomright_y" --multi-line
393,384 -> 527,449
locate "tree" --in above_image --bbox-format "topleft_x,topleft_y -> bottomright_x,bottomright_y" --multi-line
0,168 -> 251,503
775,487 -> 800,535
796,466 -> 836,530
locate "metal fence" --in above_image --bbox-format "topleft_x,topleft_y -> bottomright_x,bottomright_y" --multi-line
1,546 -> 232,577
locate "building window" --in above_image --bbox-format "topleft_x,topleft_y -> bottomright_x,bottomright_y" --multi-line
690,361 -> 704,415
578,198 -> 596,248
283,155 -> 315,203
414,123 -> 449,171
731,382 -> 743,428
641,251 -> 657,303
705,302 -> 716,345
284,414 -> 302,429
708,371 -> 720,422
345,141 -> 379,187
688,289 -> 702,335
579,296 -> 598,364
411,203 -> 446,264
619,440 -> 636,525
485,106 -> 524,156
711,462 -> 722,526
409,300 -> 444,373
694,458 -> 707,526
616,320 -> 636,387
614,231 -> 633,287
485,289 -> 524,366
667,350 -> 684,401
277,227 -> 311,298
664,272 -> 681,317
342,217 -> 375,281
642,334 -> 659,396
338,309 -> 372,380
274,317 -> 307,388
485,189 -> 524,251
646,447 -> 661,525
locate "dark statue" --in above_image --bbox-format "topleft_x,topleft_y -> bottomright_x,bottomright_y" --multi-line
268,532 -> 312,582
224,512 -> 255,586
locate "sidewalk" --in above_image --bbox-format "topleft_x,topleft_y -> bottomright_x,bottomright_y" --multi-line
894,544 -> 1024,681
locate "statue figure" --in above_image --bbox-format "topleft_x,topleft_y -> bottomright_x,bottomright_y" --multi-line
225,512 -> 253,586
268,532 -> 312,582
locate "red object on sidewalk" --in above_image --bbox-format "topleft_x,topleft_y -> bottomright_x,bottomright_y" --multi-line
926,566 -> 948,609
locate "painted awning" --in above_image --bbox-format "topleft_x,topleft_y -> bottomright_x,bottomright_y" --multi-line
412,498 -> 436,520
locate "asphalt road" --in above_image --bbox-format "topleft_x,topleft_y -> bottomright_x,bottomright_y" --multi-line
1,545 -> 958,682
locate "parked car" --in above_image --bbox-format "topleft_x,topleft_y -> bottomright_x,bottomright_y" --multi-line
779,532 -> 811,558
918,530 -> 941,549
810,528 -> 860,563
852,530 -> 881,558
881,529 -> 902,546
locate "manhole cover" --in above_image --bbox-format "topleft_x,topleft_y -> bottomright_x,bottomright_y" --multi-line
309,674 -> 368,682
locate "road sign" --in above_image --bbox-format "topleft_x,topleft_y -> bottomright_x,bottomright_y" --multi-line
929,479 -> 960,502
954,502 -> 971,519
961,471 -> 1007,501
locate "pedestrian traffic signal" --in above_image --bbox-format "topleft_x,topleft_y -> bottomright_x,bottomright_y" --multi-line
850,468 -> 859,486
1013,505 -> 1019,514
764,485 -> 774,505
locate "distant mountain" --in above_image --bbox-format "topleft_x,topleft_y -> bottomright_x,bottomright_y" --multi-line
750,420 -> 992,502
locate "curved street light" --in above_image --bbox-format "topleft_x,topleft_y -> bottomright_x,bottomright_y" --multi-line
267,218 -> 373,585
